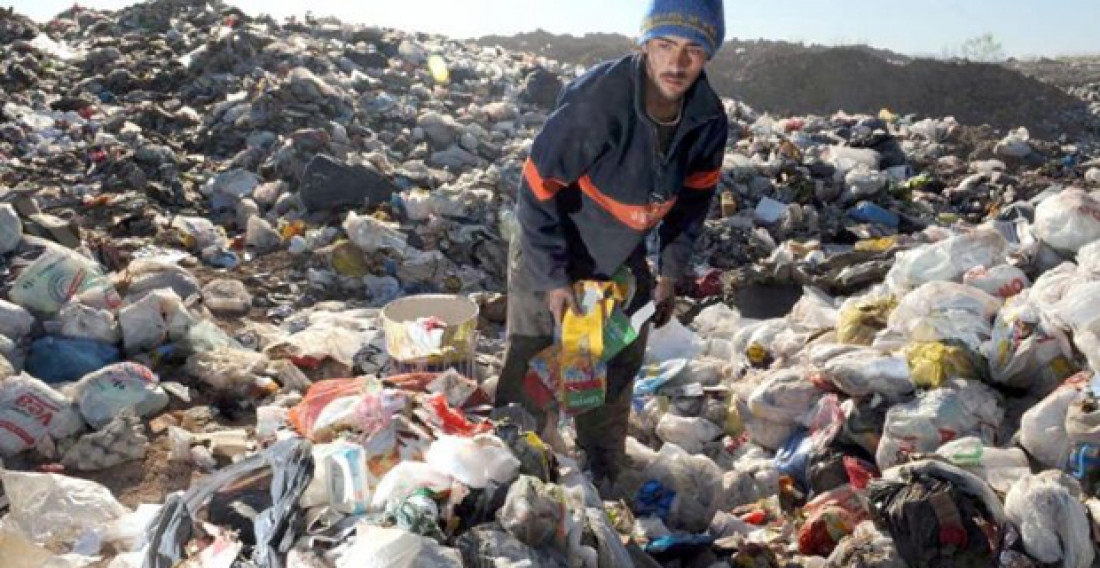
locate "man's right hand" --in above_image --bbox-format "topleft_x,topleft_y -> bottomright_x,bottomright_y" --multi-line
546,286 -> 579,325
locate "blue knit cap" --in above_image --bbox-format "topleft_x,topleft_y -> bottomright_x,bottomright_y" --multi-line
637,0 -> 725,58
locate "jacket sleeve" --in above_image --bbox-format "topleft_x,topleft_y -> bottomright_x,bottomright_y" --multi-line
516,92 -> 607,291
657,120 -> 728,280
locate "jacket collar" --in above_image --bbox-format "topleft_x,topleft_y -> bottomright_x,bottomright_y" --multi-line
631,52 -> 725,130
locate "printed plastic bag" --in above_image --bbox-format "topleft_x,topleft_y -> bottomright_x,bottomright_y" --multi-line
982,291 -> 1077,395
934,436 -> 1030,492
876,379 -> 1004,470
74,362 -> 170,429
0,373 -> 85,456
9,247 -> 121,315
963,264 -> 1030,299
288,377 -> 369,440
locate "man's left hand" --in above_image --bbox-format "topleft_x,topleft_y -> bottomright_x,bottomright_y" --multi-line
652,276 -> 677,328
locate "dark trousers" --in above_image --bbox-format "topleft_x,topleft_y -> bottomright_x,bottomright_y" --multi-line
495,235 -> 651,479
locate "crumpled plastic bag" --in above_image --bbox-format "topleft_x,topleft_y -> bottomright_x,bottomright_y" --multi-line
0,469 -> 129,551
497,475 -> 568,549
118,288 -> 195,353
371,461 -> 455,513
1020,376 -> 1089,469
810,344 -> 912,401
336,524 -> 462,568
185,347 -> 269,395
884,229 -> 1009,292
0,299 -> 35,341
654,414 -> 722,454
57,302 -> 121,344
904,340 -> 986,388
963,264 -> 1030,299
868,460 -> 1006,568
745,367 -> 825,450
1034,188 -> 1100,254
876,379 -> 1004,470
424,434 -> 520,489
836,295 -> 897,345
1004,471 -> 1095,568
981,291 -> 1077,395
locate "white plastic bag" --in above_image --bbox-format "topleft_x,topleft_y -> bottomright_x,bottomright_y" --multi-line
1029,262 -> 1086,306
982,291 -> 1076,394
645,318 -> 704,364
0,300 -> 35,341
57,303 -> 120,344
963,264 -> 1030,299
0,374 -> 84,456
890,281 -> 1002,326
935,437 -> 1030,492
876,379 -> 1004,470
335,524 -> 462,568
655,414 -> 723,454
811,344 -> 912,401
0,203 -> 23,254
74,363 -> 169,429
1004,471 -> 1094,568
994,127 -> 1032,158
118,288 -> 195,353
1034,188 -> 1100,254
0,470 -> 128,550
370,461 -> 454,512
423,434 -> 520,489
1019,381 -> 1084,469
884,229 -> 1009,292
845,164 -> 888,198
344,212 -> 408,254
10,247 -> 121,315
1077,240 -> 1100,279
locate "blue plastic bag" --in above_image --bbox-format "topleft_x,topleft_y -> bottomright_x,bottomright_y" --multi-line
775,428 -> 814,490
848,201 -> 900,228
26,335 -> 121,383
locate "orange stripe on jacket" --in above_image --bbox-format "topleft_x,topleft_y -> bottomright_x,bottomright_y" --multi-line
523,158 -> 568,201
578,175 -> 677,231
684,168 -> 721,190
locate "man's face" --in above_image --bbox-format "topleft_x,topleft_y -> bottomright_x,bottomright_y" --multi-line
642,35 -> 708,103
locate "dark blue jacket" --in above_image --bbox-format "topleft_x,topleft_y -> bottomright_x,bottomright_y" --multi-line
516,53 -> 728,292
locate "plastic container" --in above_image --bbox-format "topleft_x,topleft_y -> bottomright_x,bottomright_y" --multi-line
326,443 -> 371,515
382,294 -> 478,376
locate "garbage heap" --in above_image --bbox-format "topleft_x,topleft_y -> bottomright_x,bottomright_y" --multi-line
2,1 -> 1100,567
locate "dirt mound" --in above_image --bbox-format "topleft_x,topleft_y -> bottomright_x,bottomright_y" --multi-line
478,31 -> 1090,139
727,47 -> 1088,139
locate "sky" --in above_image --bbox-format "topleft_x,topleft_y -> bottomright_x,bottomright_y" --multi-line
10,0 -> 1100,58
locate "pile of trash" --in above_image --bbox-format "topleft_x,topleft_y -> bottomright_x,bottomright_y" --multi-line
2,1 -> 1100,567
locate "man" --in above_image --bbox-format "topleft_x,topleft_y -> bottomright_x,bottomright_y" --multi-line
495,0 -> 729,485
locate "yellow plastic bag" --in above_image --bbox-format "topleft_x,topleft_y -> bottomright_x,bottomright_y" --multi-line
837,296 -> 897,346
559,281 -> 612,415
905,341 -> 984,389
